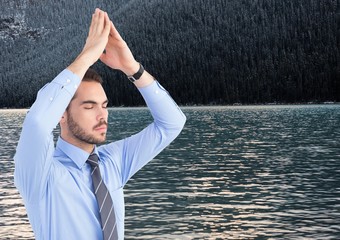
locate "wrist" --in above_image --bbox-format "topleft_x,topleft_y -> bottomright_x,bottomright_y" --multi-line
127,63 -> 145,83
122,61 -> 140,76
67,54 -> 93,79
76,51 -> 96,67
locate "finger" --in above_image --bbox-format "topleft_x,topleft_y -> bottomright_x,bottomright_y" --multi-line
103,12 -> 111,36
110,21 -> 123,41
88,12 -> 96,36
90,9 -> 100,36
96,10 -> 105,35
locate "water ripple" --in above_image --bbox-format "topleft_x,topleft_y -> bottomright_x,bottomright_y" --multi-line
1,106 -> 340,239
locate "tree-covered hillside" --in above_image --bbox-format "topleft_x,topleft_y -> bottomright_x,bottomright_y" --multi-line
0,0 -> 338,108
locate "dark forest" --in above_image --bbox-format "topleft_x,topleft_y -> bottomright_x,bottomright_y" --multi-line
0,0 -> 338,108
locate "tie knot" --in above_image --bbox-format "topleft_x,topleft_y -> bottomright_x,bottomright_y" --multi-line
87,153 -> 99,168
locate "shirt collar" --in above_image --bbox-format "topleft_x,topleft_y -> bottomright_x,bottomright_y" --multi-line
56,137 -> 98,169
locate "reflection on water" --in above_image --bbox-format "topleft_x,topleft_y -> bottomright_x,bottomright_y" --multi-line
0,105 -> 339,239
0,110 -> 34,239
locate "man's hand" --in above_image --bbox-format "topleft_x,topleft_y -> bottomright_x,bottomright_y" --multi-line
69,9 -> 154,88
68,8 -> 111,78
100,20 -> 155,88
100,22 -> 140,76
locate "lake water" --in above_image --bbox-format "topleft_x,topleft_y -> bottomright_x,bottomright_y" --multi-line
0,105 -> 339,239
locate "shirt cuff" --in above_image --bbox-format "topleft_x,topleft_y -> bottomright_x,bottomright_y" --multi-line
138,80 -> 169,104
52,69 -> 82,96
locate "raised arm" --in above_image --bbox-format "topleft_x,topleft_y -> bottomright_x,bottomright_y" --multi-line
14,9 -> 111,203
97,17 -> 186,185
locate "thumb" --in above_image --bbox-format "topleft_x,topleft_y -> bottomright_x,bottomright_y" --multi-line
100,52 -> 117,69
99,52 -> 108,65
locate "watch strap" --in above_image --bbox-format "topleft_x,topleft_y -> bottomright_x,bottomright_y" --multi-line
128,63 -> 144,82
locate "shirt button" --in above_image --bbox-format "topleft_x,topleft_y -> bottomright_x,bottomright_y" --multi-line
74,84 -> 78,89
50,97 -> 53,101
155,90 -> 159,94
66,79 -> 71,83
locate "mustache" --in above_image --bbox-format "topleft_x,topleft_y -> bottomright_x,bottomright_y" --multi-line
93,119 -> 108,129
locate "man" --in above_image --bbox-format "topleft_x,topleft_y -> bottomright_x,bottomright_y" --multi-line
14,8 -> 186,240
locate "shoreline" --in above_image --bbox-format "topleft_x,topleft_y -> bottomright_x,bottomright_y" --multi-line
1,102 -> 340,111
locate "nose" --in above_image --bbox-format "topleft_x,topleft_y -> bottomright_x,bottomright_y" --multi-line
96,106 -> 108,122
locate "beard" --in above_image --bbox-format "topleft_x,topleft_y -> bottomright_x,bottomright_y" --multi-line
67,112 -> 107,145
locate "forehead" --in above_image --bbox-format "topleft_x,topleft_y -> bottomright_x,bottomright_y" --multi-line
73,81 -> 107,103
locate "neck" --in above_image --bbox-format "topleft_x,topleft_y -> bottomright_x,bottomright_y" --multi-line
60,134 -> 95,153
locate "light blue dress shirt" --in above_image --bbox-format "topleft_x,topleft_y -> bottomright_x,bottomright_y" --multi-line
14,69 -> 186,239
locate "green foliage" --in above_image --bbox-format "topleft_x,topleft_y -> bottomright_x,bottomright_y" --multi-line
0,0 -> 338,108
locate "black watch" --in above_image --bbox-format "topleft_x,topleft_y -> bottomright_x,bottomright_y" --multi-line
127,63 -> 144,83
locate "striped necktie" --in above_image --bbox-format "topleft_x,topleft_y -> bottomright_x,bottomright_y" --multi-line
87,153 -> 118,240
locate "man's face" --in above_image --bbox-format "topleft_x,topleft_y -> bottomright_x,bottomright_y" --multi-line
63,80 -> 109,145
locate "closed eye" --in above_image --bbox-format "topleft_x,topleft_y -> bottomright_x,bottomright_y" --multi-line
81,100 -> 108,109
83,103 -> 94,109
102,100 -> 108,109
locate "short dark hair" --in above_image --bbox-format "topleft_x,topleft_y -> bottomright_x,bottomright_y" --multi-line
66,68 -> 103,110
83,68 -> 103,84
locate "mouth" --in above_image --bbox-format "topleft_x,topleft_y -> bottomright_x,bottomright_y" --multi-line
93,123 -> 108,132
94,126 -> 107,131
